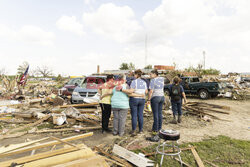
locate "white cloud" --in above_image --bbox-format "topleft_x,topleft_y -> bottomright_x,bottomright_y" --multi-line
56,16 -> 85,36
139,0 -> 250,73
84,0 -> 95,5
82,3 -> 143,43
0,24 -> 55,46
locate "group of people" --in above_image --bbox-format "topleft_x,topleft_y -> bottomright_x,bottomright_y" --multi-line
98,69 -> 187,139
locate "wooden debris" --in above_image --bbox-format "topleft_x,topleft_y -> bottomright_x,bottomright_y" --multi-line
0,132 -> 27,140
23,147 -> 95,167
49,136 -> 81,150
0,137 -> 49,154
0,132 -> 93,158
0,145 -> 83,167
173,157 -> 191,167
59,102 -> 99,108
34,126 -> 102,133
103,157 -> 126,167
95,146 -> 133,167
204,160 -> 218,167
4,114 -> 51,135
112,144 -> 154,167
190,147 -> 205,167
51,155 -> 109,167
183,102 -> 231,121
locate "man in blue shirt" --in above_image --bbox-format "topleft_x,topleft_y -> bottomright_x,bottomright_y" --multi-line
169,77 -> 187,124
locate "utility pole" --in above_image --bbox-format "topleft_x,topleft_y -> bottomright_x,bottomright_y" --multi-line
145,34 -> 148,67
203,51 -> 206,70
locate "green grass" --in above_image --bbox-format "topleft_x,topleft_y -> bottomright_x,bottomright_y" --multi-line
134,136 -> 250,167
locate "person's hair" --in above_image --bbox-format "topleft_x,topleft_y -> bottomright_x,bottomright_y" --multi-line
134,69 -> 142,77
173,76 -> 180,84
106,74 -> 114,81
151,69 -> 159,76
118,74 -> 126,81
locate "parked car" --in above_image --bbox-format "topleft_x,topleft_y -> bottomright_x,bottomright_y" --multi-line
71,76 -> 107,104
164,76 -> 221,99
58,77 -> 84,98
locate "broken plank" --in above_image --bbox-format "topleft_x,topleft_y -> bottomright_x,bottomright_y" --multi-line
5,114 -> 51,135
34,126 -> 102,133
0,132 -> 27,140
0,132 -> 93,158
52,155 -> 109,167
103,157 -> 126,167
0,145 -> 83,167
59,102 -> 99,108
95,146 -> 133,167
173,157 -> 191,167
204,160 -> 218,167
190,147 -> 205,167
0,137 -> 49,154
49,136 -> 81,150
23,147 -> 95,167
113,144 -> 154,167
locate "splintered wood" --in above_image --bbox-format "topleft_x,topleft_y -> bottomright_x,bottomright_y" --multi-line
183,102 -> 231,121
0,132 -> 110,167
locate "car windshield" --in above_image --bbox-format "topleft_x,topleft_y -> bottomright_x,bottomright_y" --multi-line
67,78 -> 83,85
81,77 -> 106,89
190,78 -> 199,83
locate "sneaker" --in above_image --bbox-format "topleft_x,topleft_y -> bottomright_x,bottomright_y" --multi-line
170,118 -> 177,124
152,131 -> 158,136
105,129 -> 112,133
130,130 -> 137,136
146,135 -> 160,142
138,130 -> 143,134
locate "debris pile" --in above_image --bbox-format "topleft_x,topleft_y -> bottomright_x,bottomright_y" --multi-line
183,102 -> 230,122
201,75 -> 250,100
0,101 -> 102,140
0,132 -> 112,167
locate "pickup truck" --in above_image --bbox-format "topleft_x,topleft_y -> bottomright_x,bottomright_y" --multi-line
164,77 -> 221,99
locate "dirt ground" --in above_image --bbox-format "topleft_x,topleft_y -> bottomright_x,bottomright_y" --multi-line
1,98 -> 249,159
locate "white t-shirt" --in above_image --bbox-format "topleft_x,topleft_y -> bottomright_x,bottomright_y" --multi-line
149,77 -> 164,97
130,78 -> 147,98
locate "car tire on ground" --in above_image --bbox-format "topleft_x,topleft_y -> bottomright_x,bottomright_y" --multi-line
198,89 -> 210,99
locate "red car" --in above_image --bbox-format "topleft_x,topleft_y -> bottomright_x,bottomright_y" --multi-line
58,77 -> 84,97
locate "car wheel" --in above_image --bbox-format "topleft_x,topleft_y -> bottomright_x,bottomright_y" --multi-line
198,89 -> 209,99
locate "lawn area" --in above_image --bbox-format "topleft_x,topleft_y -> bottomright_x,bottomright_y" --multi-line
134,136 -> 250,167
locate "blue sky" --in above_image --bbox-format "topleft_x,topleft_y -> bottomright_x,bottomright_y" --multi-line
0,0 -> 249,76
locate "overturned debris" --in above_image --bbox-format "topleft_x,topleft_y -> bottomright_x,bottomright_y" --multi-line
183,102 -> 231,121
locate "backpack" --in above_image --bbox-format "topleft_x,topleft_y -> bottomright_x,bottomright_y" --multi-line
171,85 -> 181,101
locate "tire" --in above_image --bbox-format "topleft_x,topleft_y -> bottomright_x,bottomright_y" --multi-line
198,89 -> 209,99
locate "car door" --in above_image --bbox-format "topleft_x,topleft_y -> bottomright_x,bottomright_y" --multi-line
188,77 -> 200,93
180,78 -> 191,93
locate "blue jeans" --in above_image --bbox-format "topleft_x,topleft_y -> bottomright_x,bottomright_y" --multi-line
171,100 -> 182,116
129,97 -> 145,131
151,96 -> 165,132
